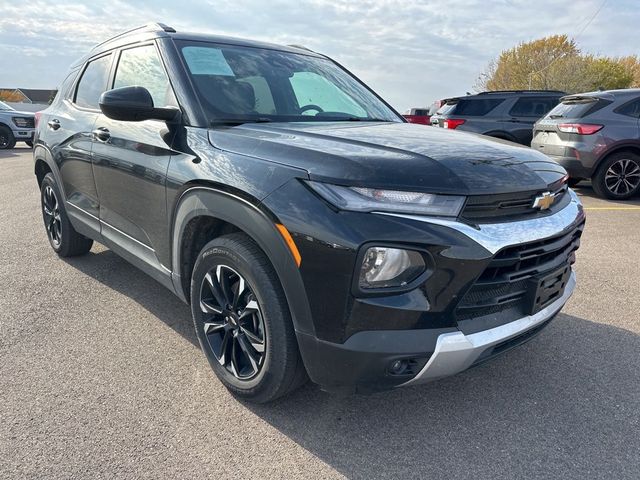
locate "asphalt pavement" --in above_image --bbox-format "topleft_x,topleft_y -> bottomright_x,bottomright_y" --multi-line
1,146 -> 639,479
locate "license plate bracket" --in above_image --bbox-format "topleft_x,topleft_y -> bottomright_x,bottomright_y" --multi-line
527,265 -> 571,315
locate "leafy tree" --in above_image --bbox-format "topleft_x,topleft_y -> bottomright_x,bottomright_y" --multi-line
475,35 -> 636,93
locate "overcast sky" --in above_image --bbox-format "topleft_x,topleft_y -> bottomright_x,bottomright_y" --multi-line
1,0 -> 638,111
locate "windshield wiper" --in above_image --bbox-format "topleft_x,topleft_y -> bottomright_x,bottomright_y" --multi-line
549,114 -> 564,119
210,117 -> 273,126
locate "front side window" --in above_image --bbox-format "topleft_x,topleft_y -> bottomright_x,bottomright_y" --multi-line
177,42 -> 400,123
75,54 -> 113,109
114,44 -> 176,108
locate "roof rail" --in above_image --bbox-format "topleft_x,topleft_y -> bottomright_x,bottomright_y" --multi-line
287,44 -> 315,52
477,90 -> 565,95
92,22 -> 176,50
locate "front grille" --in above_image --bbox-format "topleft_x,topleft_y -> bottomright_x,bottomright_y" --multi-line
13,117 -> 35,128
461,184 -> 569,223
456,221 -> 584,323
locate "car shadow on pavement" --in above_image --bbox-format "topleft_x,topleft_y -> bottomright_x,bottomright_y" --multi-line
573,181 -> 640,205
63,248 -> 199,348
247,315 -> 640,479
63,249 -> 639,479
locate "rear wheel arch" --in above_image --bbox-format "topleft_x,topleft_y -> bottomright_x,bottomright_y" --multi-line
594,144 -> 640,172
171,186 -> 315,336
35,158 -> 52,187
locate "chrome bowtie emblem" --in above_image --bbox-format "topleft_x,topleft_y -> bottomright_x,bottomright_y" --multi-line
532,191 -> 555,210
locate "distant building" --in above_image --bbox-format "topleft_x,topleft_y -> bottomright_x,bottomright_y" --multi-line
0,88 -> 57,104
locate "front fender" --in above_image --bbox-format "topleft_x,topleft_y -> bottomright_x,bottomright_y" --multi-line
170,186 -> 315,336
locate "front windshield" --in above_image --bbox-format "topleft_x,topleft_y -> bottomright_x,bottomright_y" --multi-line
177,41 -> 401,124
0,101 -> 14,111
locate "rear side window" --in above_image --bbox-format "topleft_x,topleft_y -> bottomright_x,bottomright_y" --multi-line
75,54 -> 113,109
509,97 -> 559,117
615,98 -> 640,118
114,45 -> 176,108
452,98 -> 504,116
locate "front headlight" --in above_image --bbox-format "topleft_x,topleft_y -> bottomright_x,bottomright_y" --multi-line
308,181 -> 465,217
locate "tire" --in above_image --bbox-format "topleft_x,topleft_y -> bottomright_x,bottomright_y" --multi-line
567,178 -> 582,188
40,173 -> 93,256
592,152 -> 640,200
190,233 -> 307,403
25,140 -> 33,148
0,125 -> 16,149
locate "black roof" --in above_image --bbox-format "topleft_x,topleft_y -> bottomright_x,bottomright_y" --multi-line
73,22 -> 322,67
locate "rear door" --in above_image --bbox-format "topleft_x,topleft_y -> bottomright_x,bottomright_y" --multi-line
45,53 -> 114,232
506,96 -> 560,145
91,42 -> 178,269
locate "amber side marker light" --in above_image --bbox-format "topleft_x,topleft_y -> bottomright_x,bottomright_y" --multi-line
275,223 -> 302,267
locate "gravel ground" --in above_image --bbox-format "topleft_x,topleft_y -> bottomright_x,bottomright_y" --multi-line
1,146 -> 639,479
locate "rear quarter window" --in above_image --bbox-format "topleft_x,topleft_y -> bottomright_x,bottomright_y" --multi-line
614,98 -> 640,118
452,98 -> 504,116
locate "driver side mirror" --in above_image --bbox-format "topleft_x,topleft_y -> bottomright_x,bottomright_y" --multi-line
99,86 -> 180,122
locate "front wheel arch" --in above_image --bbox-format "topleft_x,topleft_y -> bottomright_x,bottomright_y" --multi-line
171,186 -> 315,337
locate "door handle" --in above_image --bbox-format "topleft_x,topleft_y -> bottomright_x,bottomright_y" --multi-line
93,127 -> 111,142
47,119 -> 61,130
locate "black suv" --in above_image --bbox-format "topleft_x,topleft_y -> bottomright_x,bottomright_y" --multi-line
431,90 -> 564,145
34,24 -> 585,402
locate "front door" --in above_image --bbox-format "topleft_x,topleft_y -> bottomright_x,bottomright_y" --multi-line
91,43 -> 178,269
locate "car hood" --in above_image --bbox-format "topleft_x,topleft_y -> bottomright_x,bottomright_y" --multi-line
208,122 -> 566,195
0,109 -> 35,117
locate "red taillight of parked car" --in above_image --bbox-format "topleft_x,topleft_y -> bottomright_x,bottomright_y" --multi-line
443,119 -> 466,129
403,115 -> 431,125
34,111 -> 42,129
558,123 -> 603,135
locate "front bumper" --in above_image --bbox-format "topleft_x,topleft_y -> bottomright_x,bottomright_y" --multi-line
13,128 -> 35,141
401,270 -> 575,386
292,190 -> 584,393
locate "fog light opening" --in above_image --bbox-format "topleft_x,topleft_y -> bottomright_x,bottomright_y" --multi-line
389,359 -> 408,375
359,247 -> 426,289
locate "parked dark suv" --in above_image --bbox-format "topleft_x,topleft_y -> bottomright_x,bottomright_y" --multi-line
532,89 -> 640,199
431,90 -> 564,145
34,24 -> 585,402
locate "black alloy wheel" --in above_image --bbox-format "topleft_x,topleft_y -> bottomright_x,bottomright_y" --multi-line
190,233 -> 307,403
42,185 -> 62,248
0,125 -> 16,149
39,173 -> 93,256
199,264 -> 266,380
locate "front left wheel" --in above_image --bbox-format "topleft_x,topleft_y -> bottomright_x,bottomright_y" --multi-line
0,125 -> 16,149
190,233 -> 307,403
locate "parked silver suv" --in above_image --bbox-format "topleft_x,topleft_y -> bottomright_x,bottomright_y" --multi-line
532,89 -> 640,199
0,101 -> 35,149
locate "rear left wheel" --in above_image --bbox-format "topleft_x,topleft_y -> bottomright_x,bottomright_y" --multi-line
592,152 -> 640,199
40,173 -> 93,256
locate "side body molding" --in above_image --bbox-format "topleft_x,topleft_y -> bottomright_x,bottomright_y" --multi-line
171,187 -> 315,336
